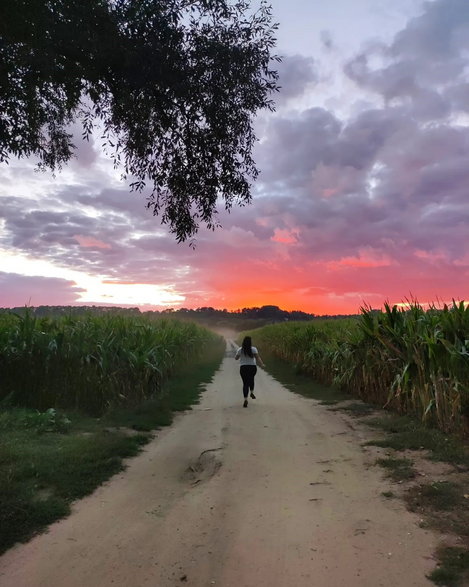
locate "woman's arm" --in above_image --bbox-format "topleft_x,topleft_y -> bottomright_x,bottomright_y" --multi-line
255,353 -> 265,368
235,348 -> 240,360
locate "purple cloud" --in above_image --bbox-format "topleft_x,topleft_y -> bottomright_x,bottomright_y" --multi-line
0,272 -> 84,307
0,0 -> 467,313
276,54 -> 319,103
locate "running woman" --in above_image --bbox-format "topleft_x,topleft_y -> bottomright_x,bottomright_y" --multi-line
235,336 -> 265,407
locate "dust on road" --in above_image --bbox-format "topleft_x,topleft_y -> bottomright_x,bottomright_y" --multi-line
0,342 -> 437,586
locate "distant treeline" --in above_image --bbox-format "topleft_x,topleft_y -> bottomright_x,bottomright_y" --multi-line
0,304 -> 359,330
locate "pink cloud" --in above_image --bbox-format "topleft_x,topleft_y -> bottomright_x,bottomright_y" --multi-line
74,235 -> 112,249
310,163 -> 364,199
321,188 -> 339,198
270,228 -> 299,244
326,250 -> 397,271
414,249 -> 448,263
255,216 -> 273,228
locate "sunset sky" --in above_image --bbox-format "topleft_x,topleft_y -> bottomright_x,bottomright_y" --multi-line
1,0 -> 468,315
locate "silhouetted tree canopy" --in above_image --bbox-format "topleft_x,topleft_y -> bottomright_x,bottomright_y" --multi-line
0,0 -> 279,241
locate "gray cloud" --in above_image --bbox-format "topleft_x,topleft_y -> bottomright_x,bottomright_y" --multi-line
320,30 -> 334,52
345,0 -> 469,115
0,272 -> 85,307
276,54 -> 319,104
1,0 -> 468,311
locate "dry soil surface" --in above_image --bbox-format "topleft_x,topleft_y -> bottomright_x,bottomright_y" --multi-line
0,341 -> 439,587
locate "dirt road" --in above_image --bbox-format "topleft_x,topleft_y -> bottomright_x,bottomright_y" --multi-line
0,342 -> 438,587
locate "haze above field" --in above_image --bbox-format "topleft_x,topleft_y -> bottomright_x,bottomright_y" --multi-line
0,0 -> 468,314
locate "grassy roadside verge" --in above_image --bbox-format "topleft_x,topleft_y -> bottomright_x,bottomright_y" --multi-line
260,353 -> 469,587
0,338 -> 225,555
253,348 -> 352,404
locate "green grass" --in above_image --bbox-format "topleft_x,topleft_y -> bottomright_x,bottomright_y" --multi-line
367,414 -> 469,585
376,457 -> 417,481
365,415 -> 469,468
406,478 -> 469,542
258,349 -> 351,404
0,338 -> 225,555
407,481 -> 465,512
103,341 -> 223,431
332,402 -> 377,416
0,423 -> 147,552
428,547 -> 469,586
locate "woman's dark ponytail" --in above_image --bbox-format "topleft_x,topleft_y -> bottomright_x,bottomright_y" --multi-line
241,336 -> 253,358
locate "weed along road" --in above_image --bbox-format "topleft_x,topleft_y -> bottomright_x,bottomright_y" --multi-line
0,344 -> 438,587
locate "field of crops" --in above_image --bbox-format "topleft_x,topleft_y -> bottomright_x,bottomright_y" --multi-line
249,302 -> 469,436
0,311 -> 223,415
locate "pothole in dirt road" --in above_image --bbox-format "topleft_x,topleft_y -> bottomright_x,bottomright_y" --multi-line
183,448 -> 223,486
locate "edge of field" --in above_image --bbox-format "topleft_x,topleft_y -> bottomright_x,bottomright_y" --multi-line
0,339 -> 225,556
259,349 -> 469,587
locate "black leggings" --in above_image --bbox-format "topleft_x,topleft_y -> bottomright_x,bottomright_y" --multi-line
240,365 -> 257,398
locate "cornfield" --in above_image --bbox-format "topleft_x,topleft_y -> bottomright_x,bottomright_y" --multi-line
249,302 -> 469,436
0,311 -> 223,414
